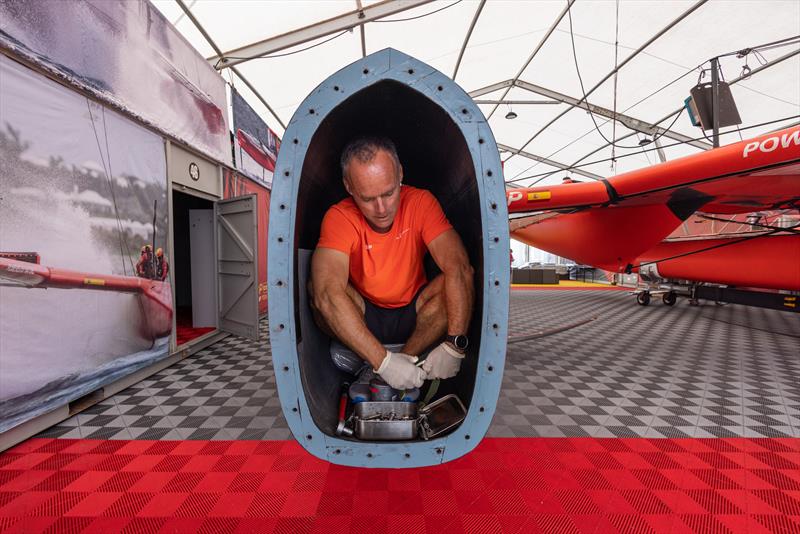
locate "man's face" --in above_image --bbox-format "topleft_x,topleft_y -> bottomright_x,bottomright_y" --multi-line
344,149 -> 402,233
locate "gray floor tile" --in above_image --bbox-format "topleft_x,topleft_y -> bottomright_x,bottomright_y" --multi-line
33,292 -> 800,442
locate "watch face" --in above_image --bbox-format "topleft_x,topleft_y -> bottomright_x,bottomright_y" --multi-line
453,335 -> 468,350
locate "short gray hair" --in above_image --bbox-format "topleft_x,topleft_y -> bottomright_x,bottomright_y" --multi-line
340,136 -> 401,180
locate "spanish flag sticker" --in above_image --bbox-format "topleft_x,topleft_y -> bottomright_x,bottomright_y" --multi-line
528,191 -> 551,201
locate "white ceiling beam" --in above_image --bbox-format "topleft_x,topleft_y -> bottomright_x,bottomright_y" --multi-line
452,0 -> 487,81
497,143 -> 603,182
564,46 -> 800,175
208,0 -> 434,69
474,99 -> 559,105
172,0 -> 197,25
506,0 -> 709,164
468,79 -> 515,98
513,80 -> 712,150
485,0 -> 576,120
175,0 -> 287,129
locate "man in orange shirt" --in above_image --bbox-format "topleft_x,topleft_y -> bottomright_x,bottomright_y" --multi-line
309,137 -> 474,390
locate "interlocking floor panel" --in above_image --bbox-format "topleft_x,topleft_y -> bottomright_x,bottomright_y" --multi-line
495,291 -> 799,439
507,289 -> 626,338
35,290 -> 800,441
35,321 -> 290,442
2,436 -> 799,533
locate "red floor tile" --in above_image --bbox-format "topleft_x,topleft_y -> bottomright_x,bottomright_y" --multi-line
0,437 -> 798,532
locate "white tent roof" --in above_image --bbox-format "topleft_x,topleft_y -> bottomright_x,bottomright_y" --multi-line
153,0 -> 800,188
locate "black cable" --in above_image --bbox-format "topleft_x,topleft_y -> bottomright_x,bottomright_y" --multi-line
513,108 -> 685,187
507,316 -> 598,344
217,3 -> 475,63
698,124 -> 715,145
698,214 -> 800,234
86,100 -> 128,276
566,3 -> 675,150
100,107 -> 138,277
506,114 -> 800,186
87,99 -> 153,339
725,35 -> 800,58
611,0 -> 621,166
374,0 -> 464,22
620,71 -> 698,119
505,66 -> 698,183
509,32 -> 800,183
219,29 -> 350,64
755,39 -> 800,53
701,315 -> 800,339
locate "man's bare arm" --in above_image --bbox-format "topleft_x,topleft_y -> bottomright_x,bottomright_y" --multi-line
426,229 -> 474,337
310,247 -> 387,369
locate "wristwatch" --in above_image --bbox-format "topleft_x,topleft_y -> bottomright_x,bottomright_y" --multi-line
445,334 -> 469,352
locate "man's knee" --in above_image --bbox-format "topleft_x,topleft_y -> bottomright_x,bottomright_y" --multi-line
416,275 -> 445,313
345,284 -> 366,315
308,279 -> 364,315
417,283 -> 447,325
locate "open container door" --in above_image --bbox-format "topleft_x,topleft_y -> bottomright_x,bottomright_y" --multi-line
215,194 -> 260,340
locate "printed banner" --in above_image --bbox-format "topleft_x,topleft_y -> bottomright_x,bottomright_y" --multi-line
0,0 -> 230,165
0,56 -> 172,433
231,88 -> 280,187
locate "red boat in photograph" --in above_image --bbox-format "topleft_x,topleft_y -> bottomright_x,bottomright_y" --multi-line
507,125 -> 800,294
0,255 -> 173,339
236,128 -> 277,172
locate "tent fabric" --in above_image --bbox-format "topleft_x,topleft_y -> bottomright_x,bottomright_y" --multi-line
152,0 -> 800,188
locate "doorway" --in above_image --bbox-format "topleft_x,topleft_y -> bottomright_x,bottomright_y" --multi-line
172,190 -> 216,346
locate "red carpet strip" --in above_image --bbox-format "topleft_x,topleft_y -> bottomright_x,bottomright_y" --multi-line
175,325 -> 215,347
1,437 -> 798,533
175,307 -> 215,347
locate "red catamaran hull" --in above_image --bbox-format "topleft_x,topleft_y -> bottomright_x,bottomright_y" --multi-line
633,233 -> 800,291
0,257 -> 173,339
507,126 -> 800,290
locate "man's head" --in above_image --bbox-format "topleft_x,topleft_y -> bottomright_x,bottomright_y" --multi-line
156,248 -> 164,258
340,136 -> 403,233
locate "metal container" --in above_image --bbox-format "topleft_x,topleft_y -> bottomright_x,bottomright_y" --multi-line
419,394 -> 467,440
354,401 -> 418,440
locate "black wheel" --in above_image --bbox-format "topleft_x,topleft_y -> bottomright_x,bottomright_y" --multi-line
662,291 -> 677,306
636,292 -> 651,306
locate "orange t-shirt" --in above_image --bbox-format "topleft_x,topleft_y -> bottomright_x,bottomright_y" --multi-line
317,185 -> 452,308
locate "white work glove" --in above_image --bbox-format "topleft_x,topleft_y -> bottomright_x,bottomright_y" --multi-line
422,342 -> 464,379
376,351 -> 427,390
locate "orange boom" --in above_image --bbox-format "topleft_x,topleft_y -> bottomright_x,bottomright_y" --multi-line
0,256 -> 173,339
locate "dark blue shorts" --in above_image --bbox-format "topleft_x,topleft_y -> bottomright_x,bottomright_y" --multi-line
363,285 -> 425,344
